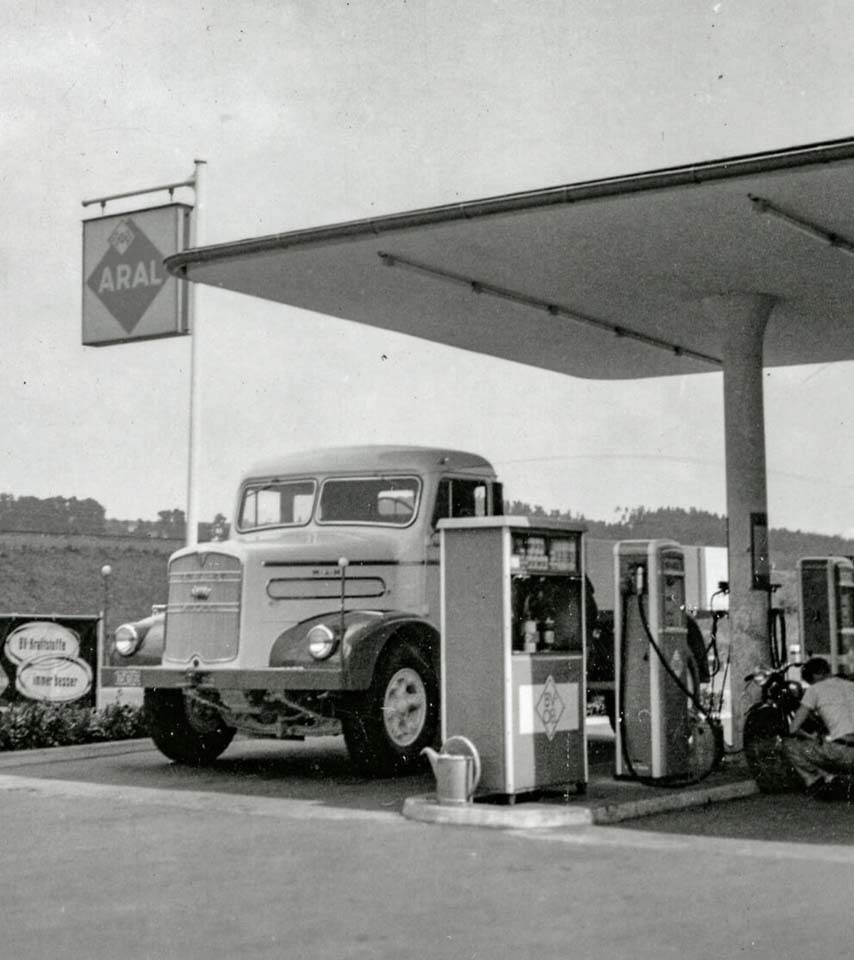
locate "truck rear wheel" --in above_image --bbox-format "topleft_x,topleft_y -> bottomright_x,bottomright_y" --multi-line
144,689 -> 235,766
343,640 -> 439,777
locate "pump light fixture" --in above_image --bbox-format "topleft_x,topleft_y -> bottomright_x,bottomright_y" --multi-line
749,194 -> 854,259
378,251 -> 719,366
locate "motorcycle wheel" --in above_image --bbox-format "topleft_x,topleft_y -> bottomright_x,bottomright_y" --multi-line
743,705 -> 802,793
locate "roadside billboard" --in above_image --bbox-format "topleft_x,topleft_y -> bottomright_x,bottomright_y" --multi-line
82,203 -> 191,346
0,616 -> 100,707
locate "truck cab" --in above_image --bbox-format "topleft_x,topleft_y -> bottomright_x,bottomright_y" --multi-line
105,445 -> 502,774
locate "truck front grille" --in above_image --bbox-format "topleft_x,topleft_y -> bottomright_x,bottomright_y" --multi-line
165,552 -> 241,662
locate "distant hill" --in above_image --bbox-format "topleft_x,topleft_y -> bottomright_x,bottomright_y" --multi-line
507,501 -> 854,573
0,493 -> 227,541
2,492 -> 849,572
1,500 -> 850,645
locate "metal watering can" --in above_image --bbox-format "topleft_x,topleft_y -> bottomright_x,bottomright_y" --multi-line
422,735 -> 481,805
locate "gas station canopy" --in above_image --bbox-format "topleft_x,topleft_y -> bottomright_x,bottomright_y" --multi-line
166,136 -> 854,738
167,137 -> 854,380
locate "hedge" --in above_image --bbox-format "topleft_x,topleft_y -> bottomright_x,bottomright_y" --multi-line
0,702 -> 146,752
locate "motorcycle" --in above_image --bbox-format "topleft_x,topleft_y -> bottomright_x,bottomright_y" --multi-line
743,663 -> 822,792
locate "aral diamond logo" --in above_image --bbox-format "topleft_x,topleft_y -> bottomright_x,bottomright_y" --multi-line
535,675 -> 565,741
108,220 -> 135,255
86,217 -> 166,334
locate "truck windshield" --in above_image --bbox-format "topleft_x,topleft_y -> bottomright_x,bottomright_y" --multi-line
238,479 -> 316,530
317,476 -> 420,526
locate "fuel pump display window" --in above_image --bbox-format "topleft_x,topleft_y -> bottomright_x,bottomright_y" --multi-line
511,534 -> 578,573
511,576 -> 583,654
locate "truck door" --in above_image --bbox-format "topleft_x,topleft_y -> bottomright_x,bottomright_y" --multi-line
426,478 -> 499,622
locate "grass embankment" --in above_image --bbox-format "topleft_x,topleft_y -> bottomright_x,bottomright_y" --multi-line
0,531 -> 179,637
0,532 -> 173,750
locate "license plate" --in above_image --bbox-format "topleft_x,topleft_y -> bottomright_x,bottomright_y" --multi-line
112,668 -> 142,687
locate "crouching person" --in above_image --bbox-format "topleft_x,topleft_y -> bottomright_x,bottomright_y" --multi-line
784,657 -> 854,801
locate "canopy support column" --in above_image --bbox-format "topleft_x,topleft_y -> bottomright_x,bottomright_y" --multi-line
702,293 -> 776,750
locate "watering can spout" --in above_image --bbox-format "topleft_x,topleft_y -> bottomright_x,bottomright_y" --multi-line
421,746 -> 440,779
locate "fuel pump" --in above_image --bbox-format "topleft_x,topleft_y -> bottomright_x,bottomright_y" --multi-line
798,557 -> 854,676
614,540 -> 714,781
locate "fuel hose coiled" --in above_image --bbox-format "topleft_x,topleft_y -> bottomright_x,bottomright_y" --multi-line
617,588 -> 723,787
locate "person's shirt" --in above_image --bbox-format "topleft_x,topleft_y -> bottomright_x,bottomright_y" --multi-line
800,676 -> 854,741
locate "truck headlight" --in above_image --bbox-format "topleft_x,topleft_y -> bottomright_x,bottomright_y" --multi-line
307,623 -> 338,660
114,623 -> 142,657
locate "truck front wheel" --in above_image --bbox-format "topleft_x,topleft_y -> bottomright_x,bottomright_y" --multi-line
144,689 -> 235,765
343,641 -> 439,776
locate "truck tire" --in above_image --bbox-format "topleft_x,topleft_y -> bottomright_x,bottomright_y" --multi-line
144,689 -> 235,766
343,640 -> 439,777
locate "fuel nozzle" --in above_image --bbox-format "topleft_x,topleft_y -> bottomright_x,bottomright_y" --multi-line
623,563 -> 647,596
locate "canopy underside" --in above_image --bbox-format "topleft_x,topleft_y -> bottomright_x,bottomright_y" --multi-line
168,138 -> 854,380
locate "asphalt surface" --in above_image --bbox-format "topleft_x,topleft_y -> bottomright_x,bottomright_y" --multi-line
617,788 -> 854,846
0,736 -> 434,810
2,735 -> 853,960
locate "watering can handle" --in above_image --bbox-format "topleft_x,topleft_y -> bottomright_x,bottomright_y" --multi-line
441,735 -> 481,794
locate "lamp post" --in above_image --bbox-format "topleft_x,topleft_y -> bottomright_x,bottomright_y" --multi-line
100,564 -> 112,666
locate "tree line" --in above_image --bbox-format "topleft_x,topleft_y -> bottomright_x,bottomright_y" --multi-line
0,494 -> 228,541
0,494 -> 106,535
0,493 -> 850,567
505,501 -> 854,572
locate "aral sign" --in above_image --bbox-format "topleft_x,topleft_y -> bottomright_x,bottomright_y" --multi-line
82,203 -> 191,346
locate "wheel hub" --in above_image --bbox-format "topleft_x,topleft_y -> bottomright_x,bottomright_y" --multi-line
382,667 -> 427,747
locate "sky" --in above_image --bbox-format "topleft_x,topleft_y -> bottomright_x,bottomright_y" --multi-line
2,0 -> 854,536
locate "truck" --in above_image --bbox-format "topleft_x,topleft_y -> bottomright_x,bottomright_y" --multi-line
103,445 -> 508,775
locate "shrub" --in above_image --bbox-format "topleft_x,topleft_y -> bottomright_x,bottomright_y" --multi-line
0,702 -> 146,752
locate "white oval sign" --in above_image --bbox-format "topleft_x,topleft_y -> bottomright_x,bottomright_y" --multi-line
15,656 -> 93,703
4,622 -> 81,665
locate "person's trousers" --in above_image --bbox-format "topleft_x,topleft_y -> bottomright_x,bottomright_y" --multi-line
783,737 -> 854,788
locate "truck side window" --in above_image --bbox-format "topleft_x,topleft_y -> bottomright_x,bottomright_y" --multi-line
432,478 -> 491,527
432,479 -> 451,527
492,482 -> 504,516
452,482 -> 483,519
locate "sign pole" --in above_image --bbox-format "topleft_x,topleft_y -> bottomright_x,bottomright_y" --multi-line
186,159 -> 207,547
82,162 -> 206,545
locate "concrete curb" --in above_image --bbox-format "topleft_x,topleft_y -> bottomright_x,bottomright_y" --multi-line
0,738 -> 154,769
589,778 -> 759,824
403,795 -> 595,828
402,778 -> 759,829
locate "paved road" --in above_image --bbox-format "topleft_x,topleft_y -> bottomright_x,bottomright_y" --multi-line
0,736 -> 434,811
1,738 -> 852,960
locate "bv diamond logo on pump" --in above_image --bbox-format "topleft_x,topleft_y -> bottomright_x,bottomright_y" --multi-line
536,675 -> 565,741
86,217 -> 166,334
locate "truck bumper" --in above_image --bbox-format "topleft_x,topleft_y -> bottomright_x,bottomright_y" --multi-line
100,665 -> 350,691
